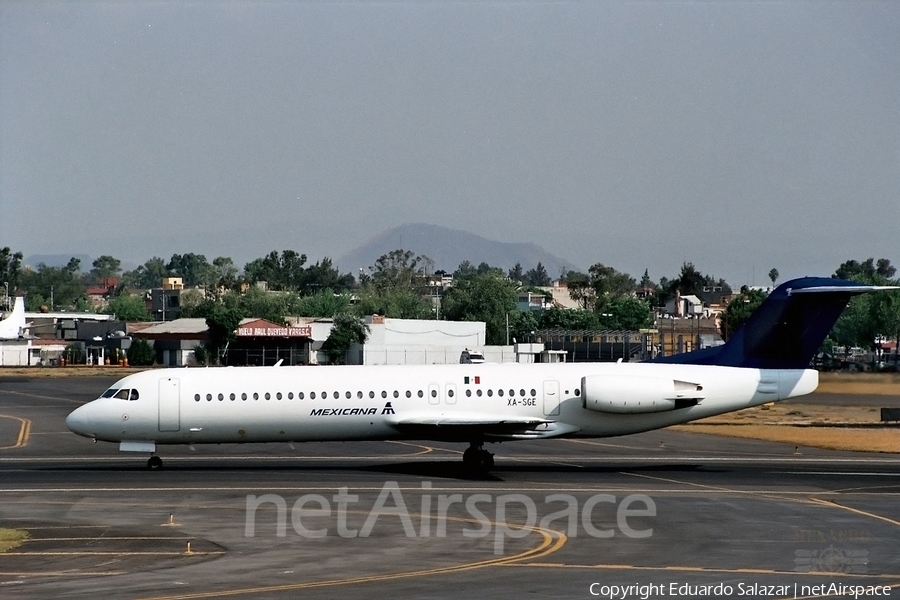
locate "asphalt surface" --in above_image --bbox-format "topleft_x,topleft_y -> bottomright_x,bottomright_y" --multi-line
1,374 -> 899,600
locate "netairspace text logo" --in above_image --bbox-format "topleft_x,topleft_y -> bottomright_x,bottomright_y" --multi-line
244,480 -> 656,554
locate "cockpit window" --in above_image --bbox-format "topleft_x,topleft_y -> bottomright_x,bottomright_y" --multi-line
101,388 -> 120,398
129,389 -> 140,401
113,389 -> 131,400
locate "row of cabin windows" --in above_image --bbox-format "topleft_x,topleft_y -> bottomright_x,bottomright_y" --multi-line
192,387 -> 544,402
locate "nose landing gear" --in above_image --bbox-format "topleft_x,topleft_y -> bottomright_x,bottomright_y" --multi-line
147,455 -> 163,470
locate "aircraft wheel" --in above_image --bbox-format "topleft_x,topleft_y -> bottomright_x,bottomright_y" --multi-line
147,456 -> 163,470
463,448 -> 493,473
463,447 -> 479,468
478,450 -> 494,471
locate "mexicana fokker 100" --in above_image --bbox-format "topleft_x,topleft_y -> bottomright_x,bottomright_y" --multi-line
66,277 -> 895,471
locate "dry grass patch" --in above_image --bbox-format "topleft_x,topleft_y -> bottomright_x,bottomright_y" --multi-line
0,528 -> 29,553
670,424 -> 900,453
0,366 -> 149,378
817,373 -> 900,396
669,424 -> 900,453
694,403 -> 880,425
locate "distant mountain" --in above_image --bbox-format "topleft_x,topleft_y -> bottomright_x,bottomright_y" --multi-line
337,223 -> 579,276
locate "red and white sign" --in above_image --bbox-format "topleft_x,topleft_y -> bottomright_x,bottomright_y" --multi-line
236,319 -> 312,338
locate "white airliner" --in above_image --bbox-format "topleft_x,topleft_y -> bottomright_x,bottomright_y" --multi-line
66,277 -> 896,471
0,297 -> 28,340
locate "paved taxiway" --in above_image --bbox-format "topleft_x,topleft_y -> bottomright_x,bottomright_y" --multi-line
1,374 -> 899,599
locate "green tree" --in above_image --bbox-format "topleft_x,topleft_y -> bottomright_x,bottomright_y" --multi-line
121,257 -> 168,289
507,310 -> 540,344
243,250 -> 308,291
235,287 -> 302,325
193,343 -> 209,366
640,269 -> 652,287
103,294 -> 150,321
719,289 -> 766,341
604,296 -> 653,330
368,249 -> 433,294
19,258 -> 85,310
212,256 -> 239,291
524,262 -> 551,286
127,339 -> 156,366
192,301 -> 243,364
322,313 -> 369,364
571,263 -> 636,312
508,262 -> 524,283
768,268 -> 779,286
560,270 -> 591,309
834,258 -> 896,280
661,262 -> 731,304
299,257 -> 354,295
89,255 -> 122,283
296,289 -> 353,318
167,253 -> 216,287
830,273 -> 900,354
538,307 -> 605,331
476,262 -> 504,277
441,273 -> 517,345
454,260 -> 477,279
178,288 -> 207,315
353,288 -> 433,319
0,247 -> 24,301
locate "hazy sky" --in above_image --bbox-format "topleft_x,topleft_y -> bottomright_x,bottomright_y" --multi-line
2,1 -> 898,286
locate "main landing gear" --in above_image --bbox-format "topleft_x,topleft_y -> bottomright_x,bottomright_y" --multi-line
462,442 -> 494,473
147,455 -> 163,470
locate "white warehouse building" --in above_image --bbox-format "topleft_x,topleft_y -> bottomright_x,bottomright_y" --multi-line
348,315 -> 486,365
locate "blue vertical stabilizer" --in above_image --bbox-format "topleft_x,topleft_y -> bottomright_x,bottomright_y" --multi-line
653,277 -> 895,369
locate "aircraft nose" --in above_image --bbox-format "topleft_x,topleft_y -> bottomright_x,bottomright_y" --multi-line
66,404 -> 95,438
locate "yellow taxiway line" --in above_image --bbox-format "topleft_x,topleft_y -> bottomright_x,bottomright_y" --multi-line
0,414 -> 31,450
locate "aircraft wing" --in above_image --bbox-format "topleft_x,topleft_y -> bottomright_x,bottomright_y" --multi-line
390,413 -> 579,440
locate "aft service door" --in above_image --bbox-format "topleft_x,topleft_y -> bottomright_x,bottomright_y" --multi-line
542,380 -> 560,416
158,378 -> 181,432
